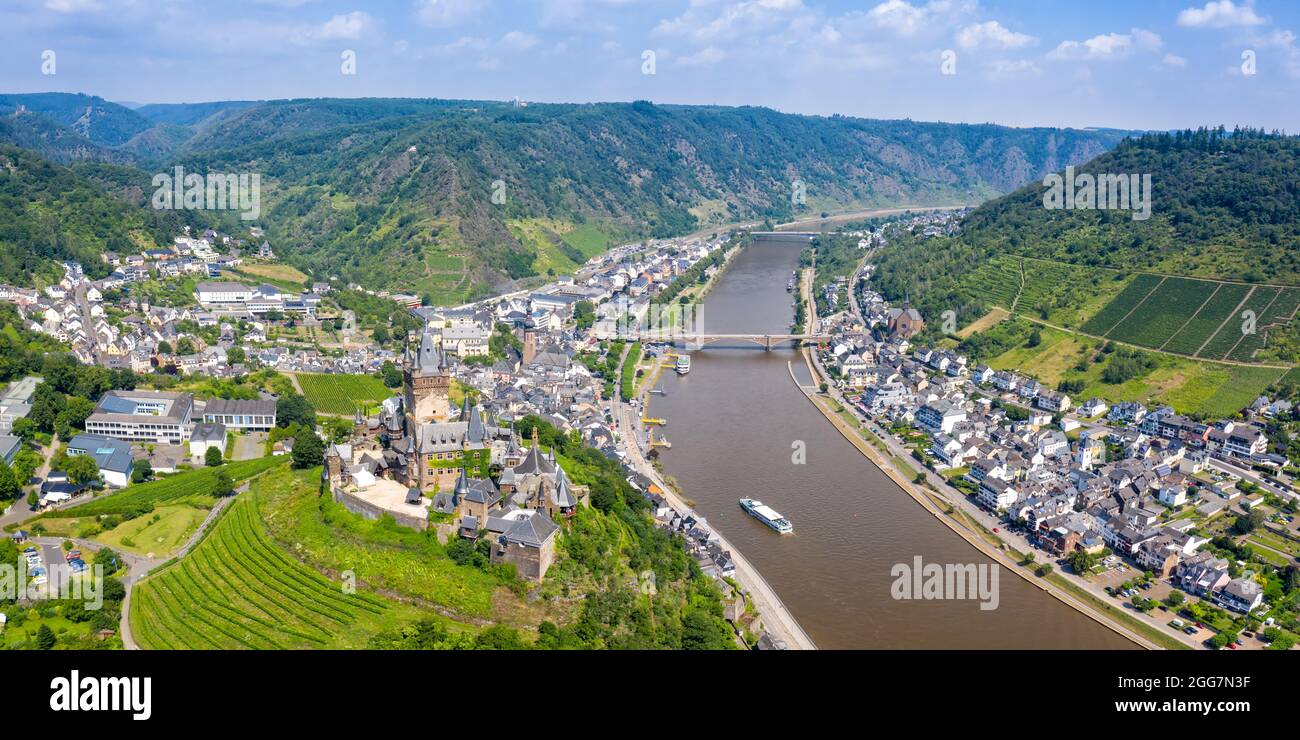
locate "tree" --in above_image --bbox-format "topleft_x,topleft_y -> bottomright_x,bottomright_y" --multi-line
276,393 -> 317,429
1233,508 -> 1266,535
291,432 -> 325,469
94,547 -> 122,573
131,458 -> 153,484
573,300 -> 596,330
63,455 -> 101,486
55,396 -> 95,437
28,383 -> 65,434
212,469 -> 235,498
35,624 -> 56,650
27,489 -> 39,509
1067,549 -> 1097,575
379,360 -> 402,388
11,417 -> 35,441
157,340 -> 172,355
227,346 -> 246,366
0,460 -> 20,501
205,446 -> 225,467
175,337 -> 196,355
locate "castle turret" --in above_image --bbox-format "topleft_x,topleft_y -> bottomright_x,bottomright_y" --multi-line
404,322 -> 451,425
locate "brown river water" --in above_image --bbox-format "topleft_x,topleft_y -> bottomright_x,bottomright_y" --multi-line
647,240 -> 1136,649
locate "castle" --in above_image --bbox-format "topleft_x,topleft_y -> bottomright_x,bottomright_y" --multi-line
324,321 -> 586,579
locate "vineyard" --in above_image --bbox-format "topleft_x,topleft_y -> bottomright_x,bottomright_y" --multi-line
960,255 -> 1127,327
1079,273 -> 1300,362
296,372 -> 393,415
45,456 -> 285,518
130,496 -> 398,649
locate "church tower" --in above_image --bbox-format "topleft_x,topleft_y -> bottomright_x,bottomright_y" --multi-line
404,322 -> 452,426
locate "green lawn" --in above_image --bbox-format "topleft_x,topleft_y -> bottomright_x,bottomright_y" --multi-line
94,504 -> 209,558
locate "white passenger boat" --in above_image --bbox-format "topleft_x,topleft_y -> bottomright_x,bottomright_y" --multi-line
739,498 -> 793,534
675,355 -> 691,375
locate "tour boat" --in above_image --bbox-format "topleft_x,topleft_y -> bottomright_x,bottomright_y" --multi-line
675,355 -> 691,375
739,498 -> 793,534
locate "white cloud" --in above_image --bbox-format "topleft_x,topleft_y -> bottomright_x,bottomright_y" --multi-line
1162,52 -> 1188,67
1048,28 -> 1162,61
500,30 -> 539,51
985,58 -> 1040,77
416,0 -> 490,28
956,20 -> 1036,51
866,0 -> 960,38
1177,1 -> 1265,29
315,11 -> 372,41
678,46 -> 726,66
45,0 -> 102,12
655,0 -> 807,43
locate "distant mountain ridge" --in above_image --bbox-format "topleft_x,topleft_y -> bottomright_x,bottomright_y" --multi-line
0,92 -> 1138,301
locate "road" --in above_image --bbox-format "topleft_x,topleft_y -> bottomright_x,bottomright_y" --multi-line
74,282 -> 104,366
609,344 -> 816,649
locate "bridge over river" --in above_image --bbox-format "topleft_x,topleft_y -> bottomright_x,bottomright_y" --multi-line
631,332 -> 830,351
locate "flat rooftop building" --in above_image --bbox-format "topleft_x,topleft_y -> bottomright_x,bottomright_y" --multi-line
85,390 -> 195,444
201,398 -> 277,431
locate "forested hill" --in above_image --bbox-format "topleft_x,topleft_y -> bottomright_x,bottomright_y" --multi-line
0,93 -> 1134,300
958,128 -> 1300,280
870,128 -> 1300,329
0,144 -> 207,286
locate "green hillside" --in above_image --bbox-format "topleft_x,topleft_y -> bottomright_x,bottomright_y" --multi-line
0,93 -> 1133,302
0,144 -> 205,285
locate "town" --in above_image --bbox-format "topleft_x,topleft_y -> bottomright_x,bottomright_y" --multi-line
0,222 -> 794,650
801,216 -> 1299,651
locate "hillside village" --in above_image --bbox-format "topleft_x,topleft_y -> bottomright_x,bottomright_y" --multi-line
806,237 -> 1300,649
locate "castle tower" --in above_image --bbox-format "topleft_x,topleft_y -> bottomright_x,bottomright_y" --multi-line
405,322 -> 452,426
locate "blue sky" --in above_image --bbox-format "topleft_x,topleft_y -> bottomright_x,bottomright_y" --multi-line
2,0 -> 1299,130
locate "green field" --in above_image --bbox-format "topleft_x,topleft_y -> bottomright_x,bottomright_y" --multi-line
1077,273 -> 1300,363
297,372 -> 393,415
129,496 -> 432,649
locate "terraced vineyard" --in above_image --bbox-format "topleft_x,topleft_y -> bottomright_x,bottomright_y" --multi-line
961,255 -> 1126,326
130,497 -> 395,649
46,456 -> 285,518
1079,273 -> 1300,362
297,372 -> 393,415
1161,282 -> 1249,356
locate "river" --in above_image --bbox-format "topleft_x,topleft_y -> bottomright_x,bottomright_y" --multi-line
648,240 -> 1136,649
